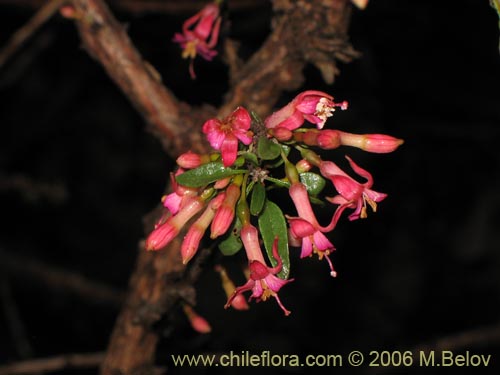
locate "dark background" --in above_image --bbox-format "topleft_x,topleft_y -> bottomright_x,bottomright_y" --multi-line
1,0 -> 500,374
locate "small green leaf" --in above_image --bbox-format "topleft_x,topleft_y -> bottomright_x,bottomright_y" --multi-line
264,176 -> 290,189
258,200 -> 290,279
175,162 -> 247,188
250,182 -> 266,216
268,144 -> 291,168
300,172 -> 326,195
241,152 -> 259,166
257,137 -> 281,160
233,156 -> 245,167
219,218 -> 242,255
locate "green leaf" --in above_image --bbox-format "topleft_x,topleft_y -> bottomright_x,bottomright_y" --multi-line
300,172 -> 326,196
250,182 -> 266,216
257,137 -> 281,160
268,144 -> 291,168
264,176 -> 290,189
175,162 -> 247,188
219,218 -> 242,255
258,200 -> 290,279
241,152 -> 259,166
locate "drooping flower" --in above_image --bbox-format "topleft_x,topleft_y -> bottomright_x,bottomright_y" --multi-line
320,156 -> 387,221
181,193 -> 226,264
161,169 -> 198,215
183,304 -> 212,334
265,90 -> 348,131
287,183 -> 338,277
210,182 -> 241,238
202,107 -> 253,167
215,265 -> 249,311
146,196 -> 205,251
225,225 -> 293,315
172,3 -> 221,79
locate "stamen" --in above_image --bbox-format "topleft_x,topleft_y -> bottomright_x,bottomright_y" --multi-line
274,294 -> 291,316
324,254 -> 337,278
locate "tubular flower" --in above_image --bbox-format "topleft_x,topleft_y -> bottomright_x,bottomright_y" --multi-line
183,304 -> 212,334
287,183 -> 338,277
176,151 -> 211,169
202,107 -> 253,167
146,196 -> 205,251
215,265 -> 249,311
161,169 -> 199,215
172,3 -> 221,79
210,183 -> 241,238
181,193 -> 226,264
265,90 -> 348,131
320,156 -> 387,221
225,225 -> 293,315
338,131 -> 404,153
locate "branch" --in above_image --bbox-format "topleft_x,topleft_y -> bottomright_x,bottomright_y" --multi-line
0,352 -> 105,375
0,249 -> 125,307
0,0 -> 66,69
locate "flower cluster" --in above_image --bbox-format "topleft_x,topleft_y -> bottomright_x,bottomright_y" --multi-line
146,90 -> 403,316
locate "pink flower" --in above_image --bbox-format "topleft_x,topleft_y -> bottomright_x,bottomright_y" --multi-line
146,197 -> 205,251
181,193 -> 225,264
215,265 -> 249,311
182,304 -> 211,334
162,169 -> 198,215
176,151 -> 210,169
202,107 -> 253,167
172,3 -> 221,79
287,183 -> 338,276
225,225 -> 293,315
320,156 -> 387,221
338,131 -> 404,153
210,183 -> 241,238
265,90 -> 348,130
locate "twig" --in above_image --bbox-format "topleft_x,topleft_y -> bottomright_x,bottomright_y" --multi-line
0,352 -> 105,375
0,173 -> 67,204
0,0 -> 67,69
0,279 -> 34,359
416,322 -> 500,352
0,249 -> 125,307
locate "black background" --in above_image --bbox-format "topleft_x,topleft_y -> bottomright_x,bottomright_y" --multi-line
1,1 -> 500,374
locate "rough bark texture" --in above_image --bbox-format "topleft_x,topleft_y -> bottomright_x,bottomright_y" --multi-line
66,0 -> 357,374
